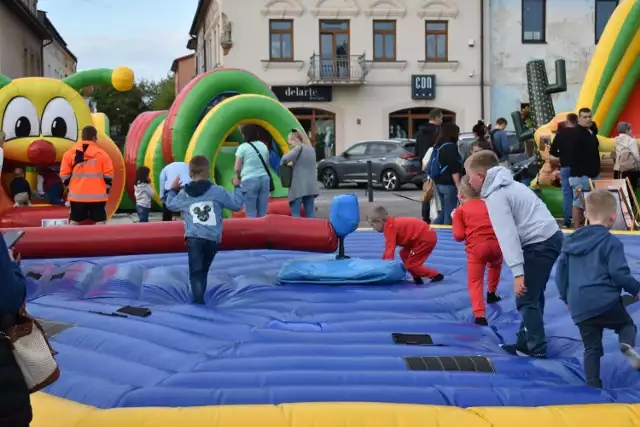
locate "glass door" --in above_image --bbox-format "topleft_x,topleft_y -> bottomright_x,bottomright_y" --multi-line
320,21 -> 350,79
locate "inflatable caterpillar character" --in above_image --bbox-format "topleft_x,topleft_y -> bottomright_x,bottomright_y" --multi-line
0,67 -> 134,227
125,68 -> 304,217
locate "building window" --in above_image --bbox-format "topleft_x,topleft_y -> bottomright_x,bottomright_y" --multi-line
373,20 -> 396,61
522,0 -> 546,43
595,0 -> 619,43
425,21 -> 448,61
269,20 -> 294,61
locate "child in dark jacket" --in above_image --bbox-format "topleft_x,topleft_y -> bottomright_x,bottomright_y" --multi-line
556,189 -> 640,388
452,176 -> 503,326
165,156 -> 244,304
368,205 -> 443,284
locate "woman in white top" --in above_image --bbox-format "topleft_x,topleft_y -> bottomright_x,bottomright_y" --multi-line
235,125 -> 271,218
614,121 -> 640,189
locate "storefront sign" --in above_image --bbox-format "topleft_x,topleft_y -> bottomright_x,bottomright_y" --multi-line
272,86 -> 332,102
411,75 -> 436,100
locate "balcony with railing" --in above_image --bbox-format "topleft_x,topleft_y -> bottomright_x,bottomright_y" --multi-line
307,54 -> 368,85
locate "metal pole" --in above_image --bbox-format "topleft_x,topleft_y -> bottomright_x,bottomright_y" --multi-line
367,160 -> 374,202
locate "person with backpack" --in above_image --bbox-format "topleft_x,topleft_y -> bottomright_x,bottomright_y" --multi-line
427,123 -> 462,225
416,109 -> 443,224
613,122 -> 640,190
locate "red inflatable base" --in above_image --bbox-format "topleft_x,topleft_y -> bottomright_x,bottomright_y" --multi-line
9,215 -> 338,259
231,198 -> 306,218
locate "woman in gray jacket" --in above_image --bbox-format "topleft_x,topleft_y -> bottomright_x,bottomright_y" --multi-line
281,130 -> 319,217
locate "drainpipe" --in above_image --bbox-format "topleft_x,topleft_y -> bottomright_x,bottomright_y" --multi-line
480,0 -> 485,121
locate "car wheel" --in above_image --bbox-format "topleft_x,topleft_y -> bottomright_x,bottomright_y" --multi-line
321,168 -> 339,189
381,169 -> 401,191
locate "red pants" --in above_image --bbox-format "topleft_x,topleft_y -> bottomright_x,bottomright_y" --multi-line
399,237 -> 439,279
467,241 -> 503,318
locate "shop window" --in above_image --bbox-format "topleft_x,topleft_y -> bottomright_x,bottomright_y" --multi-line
522,0 -> 546,43
389,108 -> 456,139
290,108 -> 336,161
373,20 -> 396,61
425,21 -> 448,62
269,20 -> 294,61
595,0 -> 619,43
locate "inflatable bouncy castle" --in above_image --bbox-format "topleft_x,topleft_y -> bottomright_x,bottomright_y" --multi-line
0,68 -> 134,227
124,68 -> 303,217
524,0 -> 640,216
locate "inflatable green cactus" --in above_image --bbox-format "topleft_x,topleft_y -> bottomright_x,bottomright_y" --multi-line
526,59 -> 567,127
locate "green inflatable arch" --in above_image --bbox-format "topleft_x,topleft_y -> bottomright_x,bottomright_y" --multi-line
186,94 -> 305,215
168,69 -> 276,162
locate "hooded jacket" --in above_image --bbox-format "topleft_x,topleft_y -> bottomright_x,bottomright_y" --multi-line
555,225 -> 640,323
165,180 -> 244,243
480,166 -> 559,277
614,133 -> 640,172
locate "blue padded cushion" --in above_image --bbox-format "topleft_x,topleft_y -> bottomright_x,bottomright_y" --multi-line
277,257 -> 407,285
329,194 -> 359,237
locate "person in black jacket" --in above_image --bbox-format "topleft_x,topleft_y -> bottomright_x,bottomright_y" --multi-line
433,123 -> 462,225
567,108 -> 601,229
415,109 -> 442,223
549,113 -> 579,228
0,236 -> 31,427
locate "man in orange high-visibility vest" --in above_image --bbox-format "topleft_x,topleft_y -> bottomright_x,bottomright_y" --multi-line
60,126 -> 114,225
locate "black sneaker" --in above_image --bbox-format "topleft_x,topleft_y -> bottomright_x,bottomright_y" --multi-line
474,317 -> 488,326
413,276 -> 425,285
487,292 -> 502,304
430,274 -> 444,283
501,344 -> 546,359
620,343 -> 640,370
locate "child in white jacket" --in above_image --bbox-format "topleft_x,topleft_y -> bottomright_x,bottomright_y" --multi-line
134,166 -> 155,223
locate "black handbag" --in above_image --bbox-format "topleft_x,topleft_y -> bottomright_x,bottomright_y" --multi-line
247,142 -> 275,192
278,147 -> 302,188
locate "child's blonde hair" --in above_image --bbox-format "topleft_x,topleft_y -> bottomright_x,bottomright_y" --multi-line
465,150 -> 499,174
368,205 -> 389,222
586,189 -> 617,222
459,175 -> 479,199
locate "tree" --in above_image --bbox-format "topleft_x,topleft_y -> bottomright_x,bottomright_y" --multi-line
151,75 -> 175,110
85,84 -> 147,138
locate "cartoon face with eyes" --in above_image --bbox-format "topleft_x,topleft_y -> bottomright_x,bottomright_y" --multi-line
0,67 -> 134,166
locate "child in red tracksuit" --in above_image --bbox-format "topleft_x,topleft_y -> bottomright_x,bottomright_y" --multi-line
452,176 -> 503,325
368,205 -> 444,284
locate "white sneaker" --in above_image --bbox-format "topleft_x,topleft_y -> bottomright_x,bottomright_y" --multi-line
620,343 -> 640,370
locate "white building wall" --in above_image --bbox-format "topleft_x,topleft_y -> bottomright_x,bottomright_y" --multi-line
195,0 -> 489,153
0,2 -> 43,78
43,40 -> 66,79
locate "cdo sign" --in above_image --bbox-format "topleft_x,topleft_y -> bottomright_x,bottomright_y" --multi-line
411,75 -> 436,100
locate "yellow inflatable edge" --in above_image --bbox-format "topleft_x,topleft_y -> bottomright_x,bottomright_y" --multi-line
32,394 -> 640,427
575,0 -> 636,110
593,28 -> 640,126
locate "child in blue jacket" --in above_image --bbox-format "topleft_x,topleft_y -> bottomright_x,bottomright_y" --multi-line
165,155 -> 244,304
556,189 -> 640,388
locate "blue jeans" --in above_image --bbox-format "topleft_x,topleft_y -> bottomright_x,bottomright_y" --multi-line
44,182 -> 65,205
569,175 -> 600,209
433,184 -> 457,225
187,237 -> 218,304
242,175 -> 271,218
136,205 -> 150,223
290,195 -> 315,218
560,167 -> 572,225
514,231 -> 563,355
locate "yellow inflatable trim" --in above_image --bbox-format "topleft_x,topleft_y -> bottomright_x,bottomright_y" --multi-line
575,0 -> 635,110
31,394 -> 640,427
593,28 -> 640,126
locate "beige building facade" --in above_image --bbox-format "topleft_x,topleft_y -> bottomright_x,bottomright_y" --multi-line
41,12 -> 77,79
189,0 -> 490,156
171,54 -> 196,94
0,0 -> 50,79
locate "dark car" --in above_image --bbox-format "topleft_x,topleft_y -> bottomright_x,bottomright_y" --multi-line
458,131 -> 523,160
317,139 -> 422,191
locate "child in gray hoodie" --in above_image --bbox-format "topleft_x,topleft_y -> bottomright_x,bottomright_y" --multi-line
465,151 -> 563,358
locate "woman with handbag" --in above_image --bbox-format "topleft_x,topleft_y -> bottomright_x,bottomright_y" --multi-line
614,122 -> 640,189
280,130 -> 319,217
235,124 -> 273,218
0,237 -> 32,427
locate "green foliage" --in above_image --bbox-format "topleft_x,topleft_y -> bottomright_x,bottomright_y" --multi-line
83,74 -> 176,138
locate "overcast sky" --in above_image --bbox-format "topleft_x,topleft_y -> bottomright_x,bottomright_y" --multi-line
39,0 -> 199,82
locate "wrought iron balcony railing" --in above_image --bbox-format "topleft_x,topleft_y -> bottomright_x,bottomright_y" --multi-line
308,54 -> 368,85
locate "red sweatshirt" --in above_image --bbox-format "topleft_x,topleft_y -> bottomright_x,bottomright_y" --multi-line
452,199 -> 497,249
382,216 -> 436,260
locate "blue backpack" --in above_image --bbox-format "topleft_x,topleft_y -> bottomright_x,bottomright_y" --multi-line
426,142 -> 456,180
